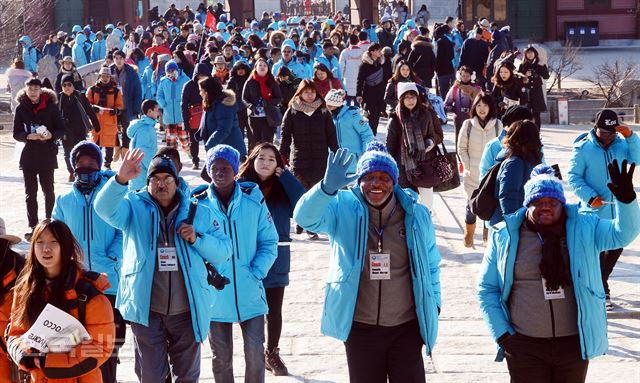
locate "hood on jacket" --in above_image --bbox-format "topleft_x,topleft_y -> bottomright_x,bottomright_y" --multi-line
411,39 -> 433,49
406,20 -> 417,29
230,61 -> 251,77
281,38 -> 297,51
127,115 -> 156,137
193,63 -> 210,79
219,89 -> 236,107
269,31 -> 286,47
75,33 -> 87,45
16,87 -> 58,106
362,51 -> 385,65
18,35 -> 32,46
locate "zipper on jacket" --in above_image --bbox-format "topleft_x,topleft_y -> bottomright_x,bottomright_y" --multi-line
576,270 -> 588,359
375,210 -> 383,325
225,216 -> 242,322
356,217 -> 363,260
548,300 -> 556,337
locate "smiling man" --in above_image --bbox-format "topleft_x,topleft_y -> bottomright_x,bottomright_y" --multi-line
293,143 -> 442,383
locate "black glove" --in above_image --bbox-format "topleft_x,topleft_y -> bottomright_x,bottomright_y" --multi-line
607,159 -> 636,204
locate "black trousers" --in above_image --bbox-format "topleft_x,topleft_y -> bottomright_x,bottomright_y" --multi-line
23,168 -> 55,228
63,138 -> 83,174
187,127 -> 200,165
118,112 -> 131,148
265,286 -> 285,351
600,248 -> 624,296
239,111 -> 254,152
100,294 -> 127,383
344,320 -> 425,383
249,117 -> 276,145
364,101 -> 382,136
504,334 -> 588,383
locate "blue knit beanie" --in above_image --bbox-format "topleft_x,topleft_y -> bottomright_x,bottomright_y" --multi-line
206,145 -> 240,177
70,141 -> 103,169
165,60 -> 179,73
356,141 -> 399,185
523,164 -> 566,207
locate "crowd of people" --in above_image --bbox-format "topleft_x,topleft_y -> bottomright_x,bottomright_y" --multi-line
3,2 -> 640,383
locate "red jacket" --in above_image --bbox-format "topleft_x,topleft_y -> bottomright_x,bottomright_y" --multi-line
0,250 -> 24,381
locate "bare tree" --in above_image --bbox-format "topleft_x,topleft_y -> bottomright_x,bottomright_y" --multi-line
546,40 -> 582,92
584,60 -> 640,107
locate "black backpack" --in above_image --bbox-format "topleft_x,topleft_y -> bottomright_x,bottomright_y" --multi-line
469,162 -> 502,221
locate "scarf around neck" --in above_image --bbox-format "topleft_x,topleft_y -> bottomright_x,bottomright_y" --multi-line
252,73 -> 272,102
395,105 -> 428,173
525,209 -> 572,291
291,98 -> 322,116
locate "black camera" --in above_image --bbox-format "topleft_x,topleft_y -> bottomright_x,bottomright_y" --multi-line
205,262 -> 230,290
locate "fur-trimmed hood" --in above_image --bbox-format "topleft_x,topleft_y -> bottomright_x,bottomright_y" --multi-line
16,87 -> 58,106
269,30 -> 286,48
362,51 -> 385,65
411,39 -> 433,49
220,89 -> 236,106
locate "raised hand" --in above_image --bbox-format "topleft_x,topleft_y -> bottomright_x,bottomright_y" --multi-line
116,148 -> 144,184
321,148 -> 357,195
607,159 -> 636,204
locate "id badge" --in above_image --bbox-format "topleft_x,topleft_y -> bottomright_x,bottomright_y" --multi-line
158,246 -> 178,272
542,278 -> 565,300
369,252 -> 391,280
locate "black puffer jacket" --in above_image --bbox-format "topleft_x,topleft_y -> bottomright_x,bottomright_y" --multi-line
227,61 -> 252,115
356,51 -> 386,104
407,39 -> 436,87
181,63 -> 209,131
58,90 -> 101,143
435,36 -> 455,76
13,88 -> 65,170
518,60 -> 550,113
279,103 -> 338,185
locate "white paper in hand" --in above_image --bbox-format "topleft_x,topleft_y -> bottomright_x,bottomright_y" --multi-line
21,304 -> 91,353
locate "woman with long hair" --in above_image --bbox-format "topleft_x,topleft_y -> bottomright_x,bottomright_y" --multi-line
384,60 -> 420,115
489,119 -> 543,226
457,92 -> 502,247
312,63 -> 343,98
491,61 -> 527,118
386,82 -> 443,209
237,143 -> 305,376
242,58 -> 283,144
7,219 -> 115,383
444,65 -> 482,145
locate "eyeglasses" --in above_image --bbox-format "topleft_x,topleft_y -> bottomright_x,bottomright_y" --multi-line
149,176 -> 176,186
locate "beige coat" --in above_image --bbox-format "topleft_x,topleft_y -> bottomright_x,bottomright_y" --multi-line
457,117 -> 503,198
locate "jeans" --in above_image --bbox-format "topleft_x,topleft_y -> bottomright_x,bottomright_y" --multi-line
23,168 -> 55,228
209,316 -> 265,383
437,73 -> 456,99
344,320 -> 425,383
131,311 -> 201,383
265,287 -> 285,351
504,334 -> 588,383
600,248 -> 623,296
100,294 -> 127,383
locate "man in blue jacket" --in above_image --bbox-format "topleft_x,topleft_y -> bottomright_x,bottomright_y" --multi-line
52,141 -> 124,383
192,144 -> 278,383
567,109 -> 640,310
478,161 -> 639,381
94,149 -> 232,383
294,143 -> 442,383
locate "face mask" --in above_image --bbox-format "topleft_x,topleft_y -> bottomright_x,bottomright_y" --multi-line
74,167 -> 100,192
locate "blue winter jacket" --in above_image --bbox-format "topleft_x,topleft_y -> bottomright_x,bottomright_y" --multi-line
72,34 -> 88,66
109,63 -> 142,120
393,20 -> 417,53
19,36 -> 38,73
489,151 -> 537,226
136,57 -> 151,80
332,106 -> 374,173
157,72 -> 190,124
127,115 -> 158,191
141,65 -> 159,101
94,178 -> 232,342
239,171 -> 306,288
199,90 -> 247,156
293,184 -> 442,354
52,171 -> 123,296
478,201 -> 640,360
272,58 -> 309,80
479,130 -> 546,179
192,181 -> 279,322
364,26 -> 379,43
567,130 -> 640,220
90,39 -> 106,62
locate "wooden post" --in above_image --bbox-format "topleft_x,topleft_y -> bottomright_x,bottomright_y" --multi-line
634,104 -> 639,124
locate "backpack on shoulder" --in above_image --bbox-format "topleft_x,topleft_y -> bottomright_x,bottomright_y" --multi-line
469,162 -> 501,221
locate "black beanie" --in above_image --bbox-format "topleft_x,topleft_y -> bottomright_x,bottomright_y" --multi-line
147,155 -> 178,184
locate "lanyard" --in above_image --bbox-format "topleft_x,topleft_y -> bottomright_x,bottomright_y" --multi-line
371,203 -> 399,253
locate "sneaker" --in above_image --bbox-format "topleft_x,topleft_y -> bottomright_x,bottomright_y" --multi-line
605,296 -> 614,311
265,348 -> 288,376
192,162 -> 200,170
24,229 -> 34,241
307,232 -> 319,240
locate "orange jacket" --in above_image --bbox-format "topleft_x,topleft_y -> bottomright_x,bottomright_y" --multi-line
7,265 -> 115,383
0,250 -> 24,381
86,81 -> 124,148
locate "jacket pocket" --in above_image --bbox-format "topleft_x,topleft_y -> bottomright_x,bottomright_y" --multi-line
122,256 -> 145,276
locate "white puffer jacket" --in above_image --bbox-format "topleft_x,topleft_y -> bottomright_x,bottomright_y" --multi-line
339,45 -> 364,96
457,117 -> 503,198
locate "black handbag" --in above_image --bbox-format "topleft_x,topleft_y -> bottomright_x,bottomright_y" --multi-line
433,145 -> 461,192
406,143 -> 456,189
